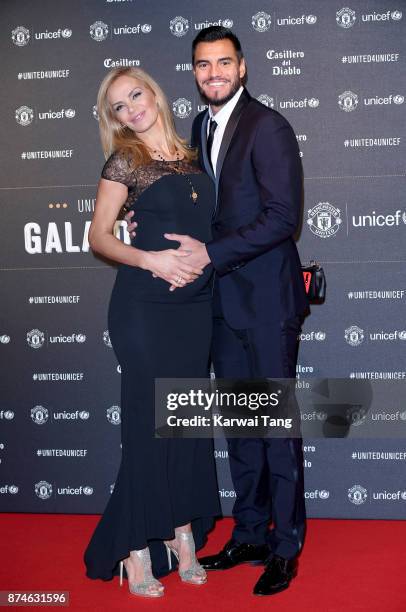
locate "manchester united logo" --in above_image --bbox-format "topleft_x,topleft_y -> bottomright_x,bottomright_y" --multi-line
307,203 -> 342,238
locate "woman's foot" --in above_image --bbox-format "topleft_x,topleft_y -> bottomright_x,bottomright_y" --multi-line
165,525 -> 207,585
121,548 -> 164,597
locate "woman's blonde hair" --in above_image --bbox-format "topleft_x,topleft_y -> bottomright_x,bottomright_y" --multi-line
97,67 -> 196,165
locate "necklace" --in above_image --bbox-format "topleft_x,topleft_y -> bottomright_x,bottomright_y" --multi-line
153,149 -> 198,204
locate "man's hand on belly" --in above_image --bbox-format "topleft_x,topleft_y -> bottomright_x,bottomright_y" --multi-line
164,233 -> 211,268
124,209 -> 138,238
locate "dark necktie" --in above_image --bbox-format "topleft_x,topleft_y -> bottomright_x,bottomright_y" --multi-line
206,118 -> 217,171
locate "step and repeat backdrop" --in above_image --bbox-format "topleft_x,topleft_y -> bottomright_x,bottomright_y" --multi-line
1,0 -> 405,518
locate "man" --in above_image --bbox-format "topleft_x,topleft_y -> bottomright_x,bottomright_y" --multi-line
127,27 -> 309,595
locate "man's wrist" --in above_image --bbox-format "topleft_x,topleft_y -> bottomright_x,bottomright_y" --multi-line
202,244 -> 211,267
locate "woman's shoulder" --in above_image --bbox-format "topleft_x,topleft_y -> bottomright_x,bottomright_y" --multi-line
101,149 -> 135,185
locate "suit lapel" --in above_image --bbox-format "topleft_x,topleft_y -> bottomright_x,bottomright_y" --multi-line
215,88 -> 251,182
200,112 -> 215,181
210,88 -> 251,216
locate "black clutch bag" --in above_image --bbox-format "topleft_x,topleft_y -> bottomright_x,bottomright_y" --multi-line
302,261 -> 326,302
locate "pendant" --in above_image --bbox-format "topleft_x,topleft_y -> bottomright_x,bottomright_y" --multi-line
191,191 -> 198,203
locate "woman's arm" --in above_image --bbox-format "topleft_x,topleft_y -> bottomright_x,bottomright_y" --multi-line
89,178 -> 147,267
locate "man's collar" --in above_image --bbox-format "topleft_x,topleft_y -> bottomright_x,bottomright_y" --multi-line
208,86 -> 244,125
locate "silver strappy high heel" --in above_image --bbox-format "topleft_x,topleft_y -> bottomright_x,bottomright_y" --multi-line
119,548 -> 164,598
165,530 -> 207,585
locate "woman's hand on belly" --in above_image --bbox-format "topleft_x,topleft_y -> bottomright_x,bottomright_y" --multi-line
143,249 -> 204,291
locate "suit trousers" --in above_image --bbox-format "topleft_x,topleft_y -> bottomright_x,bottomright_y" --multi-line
211,289 -> 306,560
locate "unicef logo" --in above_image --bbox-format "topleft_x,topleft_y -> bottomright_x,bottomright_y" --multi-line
399,411 -> 406,421
141,24 -> 152,33
65,108 -> 76,118
308,98 -> 319,108
9,485 -> 19,494
345,325 -> 364,347
319,490 -> 330,499
4,411 -> 14,420
92,105 -> 99,121
83,486 -> 93,496
79,411 -> 90,420
315,331 -> 326,341
252,11 -> 271,32
117,365 -> 122,374
35,480 -> 53,500
348,485 -> 367,505
172,98 -> 192,118
336,8 -> 356,28
31,405 -> 49,425
61,28 -> 72,38
306,15 -> 317,24
398,330 -> 406,340
391,10 -> 402,21
393,95 -> 404,105
103,330 -> 112,348
90,21 -> 109,42
27,329 -> 45,349
401,491 -> 406,500
222,19 -> 234,28
12,26 -> 30,46
170,16 -> 189,37
75,333 -> 86,343
110,483 -> 115,494
15,106 -> 34,126
307,202 -> 342,238
0,335 -> 11,344
257,94 -> 274,108
338,91 -> 358,112
107,405 -> 121,425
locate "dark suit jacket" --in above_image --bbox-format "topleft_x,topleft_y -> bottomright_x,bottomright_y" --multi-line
191,88 -> 309,330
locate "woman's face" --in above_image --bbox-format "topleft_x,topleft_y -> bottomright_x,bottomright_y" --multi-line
107,75 -> 159,134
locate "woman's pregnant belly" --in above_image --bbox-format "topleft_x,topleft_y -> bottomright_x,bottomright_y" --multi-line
115,228 -> 213,303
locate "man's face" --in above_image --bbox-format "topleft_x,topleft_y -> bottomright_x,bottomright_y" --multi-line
193,39 -> 246,111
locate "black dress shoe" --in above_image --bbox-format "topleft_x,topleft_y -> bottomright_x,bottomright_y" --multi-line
253,555 -> 297,596
198,539 -> 269,571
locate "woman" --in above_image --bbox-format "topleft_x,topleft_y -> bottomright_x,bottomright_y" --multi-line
84,67 -> 220,598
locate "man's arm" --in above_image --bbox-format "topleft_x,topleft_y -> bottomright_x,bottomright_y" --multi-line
206,115 -> 302,276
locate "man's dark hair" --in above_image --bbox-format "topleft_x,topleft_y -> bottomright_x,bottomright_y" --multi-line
192,26 -> 244,65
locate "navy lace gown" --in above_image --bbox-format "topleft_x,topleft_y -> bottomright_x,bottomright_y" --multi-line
84,152 -> 220,580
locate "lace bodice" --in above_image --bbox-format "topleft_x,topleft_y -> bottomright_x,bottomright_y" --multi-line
100,149 -> 215,303
101,150 -> 203,211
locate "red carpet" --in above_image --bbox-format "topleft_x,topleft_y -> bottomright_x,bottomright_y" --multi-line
0,515 -> 405,611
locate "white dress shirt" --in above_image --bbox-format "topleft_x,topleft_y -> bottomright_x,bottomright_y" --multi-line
207,86 -> 244,176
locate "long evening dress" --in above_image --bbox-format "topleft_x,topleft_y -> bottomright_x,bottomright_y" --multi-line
84,151 -> 220,580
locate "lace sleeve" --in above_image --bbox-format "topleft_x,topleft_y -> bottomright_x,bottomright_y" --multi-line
101,151 -> 133,186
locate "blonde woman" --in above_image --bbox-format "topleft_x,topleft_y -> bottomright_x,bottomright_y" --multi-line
84,67 -> 220,598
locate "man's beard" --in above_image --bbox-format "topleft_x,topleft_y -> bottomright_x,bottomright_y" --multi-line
196,75 -> 241,107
